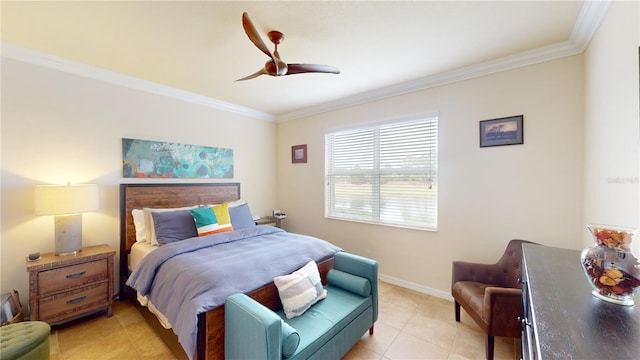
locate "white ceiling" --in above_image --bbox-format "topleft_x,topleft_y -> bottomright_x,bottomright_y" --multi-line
1,1 -> 609,121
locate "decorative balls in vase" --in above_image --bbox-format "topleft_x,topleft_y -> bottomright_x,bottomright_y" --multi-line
581,224 -> 640,306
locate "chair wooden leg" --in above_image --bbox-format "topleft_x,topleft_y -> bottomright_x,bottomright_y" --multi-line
369,325 -> 374,335
486,335 -> 495,360
454,301 -> 461,322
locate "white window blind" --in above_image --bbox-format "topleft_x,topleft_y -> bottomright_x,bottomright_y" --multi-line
325,116 -> 438,229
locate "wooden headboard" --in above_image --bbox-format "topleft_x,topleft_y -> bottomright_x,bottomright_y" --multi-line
119,183 -> 240,298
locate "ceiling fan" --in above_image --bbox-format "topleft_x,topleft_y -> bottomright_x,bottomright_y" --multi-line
236,12 -> 340,81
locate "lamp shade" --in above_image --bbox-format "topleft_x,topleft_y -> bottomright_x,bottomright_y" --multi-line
35,184 -> 99,215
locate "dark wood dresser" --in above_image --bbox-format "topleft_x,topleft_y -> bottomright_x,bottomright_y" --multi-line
521,244 -> 640,359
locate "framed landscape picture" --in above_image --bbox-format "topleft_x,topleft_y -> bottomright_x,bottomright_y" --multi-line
479,115 -> 524,147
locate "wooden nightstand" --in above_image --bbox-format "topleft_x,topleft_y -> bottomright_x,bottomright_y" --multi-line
26,244 -> 115,325
255,216 -> 283,228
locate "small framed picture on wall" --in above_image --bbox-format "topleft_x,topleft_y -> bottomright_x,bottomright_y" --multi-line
291,144 -> 307,163
479,115 -> 524,147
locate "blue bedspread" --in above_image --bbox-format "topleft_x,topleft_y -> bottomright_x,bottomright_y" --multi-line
126,226 -> 342,359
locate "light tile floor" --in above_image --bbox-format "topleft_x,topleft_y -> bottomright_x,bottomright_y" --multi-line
49,281 -> 518,360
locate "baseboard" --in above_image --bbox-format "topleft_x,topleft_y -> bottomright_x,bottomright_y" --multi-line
378,273 -> 454,302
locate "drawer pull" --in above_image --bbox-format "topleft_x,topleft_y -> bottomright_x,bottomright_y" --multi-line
67,296 -> 86,304
66,271 -> 86,279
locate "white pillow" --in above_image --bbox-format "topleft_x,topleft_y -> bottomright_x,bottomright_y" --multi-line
132,209 -> 146,243
143,206 -> 197,246
274,260 -> 327,319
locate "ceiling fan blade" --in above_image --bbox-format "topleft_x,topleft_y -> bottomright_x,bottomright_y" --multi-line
286,64 -> 341,75
241,12 -> 272,58
235,68 -> 268,81
241,12 -> 284,75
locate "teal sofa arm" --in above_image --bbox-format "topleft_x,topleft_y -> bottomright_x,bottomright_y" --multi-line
225,293 -> 300,360
333,252 -> 379,322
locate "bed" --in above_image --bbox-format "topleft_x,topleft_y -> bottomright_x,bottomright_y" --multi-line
119,183 -> 339,360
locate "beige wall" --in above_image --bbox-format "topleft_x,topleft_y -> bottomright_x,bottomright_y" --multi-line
583,0 -> 640,247
277,55 -> 585,297
0,58 -> 278,301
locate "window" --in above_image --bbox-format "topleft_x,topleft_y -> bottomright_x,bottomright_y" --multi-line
325,115 -> 438,230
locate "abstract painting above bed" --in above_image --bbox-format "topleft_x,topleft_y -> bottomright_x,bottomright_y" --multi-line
122,138 -> 233,178
126,225 -> 342,359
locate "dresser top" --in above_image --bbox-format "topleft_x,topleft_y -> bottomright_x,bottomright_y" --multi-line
26,244 -> 115,271
522,244 -> 640,359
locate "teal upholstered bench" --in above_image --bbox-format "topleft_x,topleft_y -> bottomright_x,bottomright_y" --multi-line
225,252 -> 378,360
0,321 -> 50,360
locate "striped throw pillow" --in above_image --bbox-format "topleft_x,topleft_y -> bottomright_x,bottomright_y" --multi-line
190,206 -> 233,236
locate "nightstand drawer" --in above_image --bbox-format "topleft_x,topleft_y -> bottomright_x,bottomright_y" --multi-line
38,282 -> 109,323
38,259 -> 108,295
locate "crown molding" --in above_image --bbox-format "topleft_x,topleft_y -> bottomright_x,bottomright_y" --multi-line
1,0 -> 611,124
275,40 -> 582,122
0,42 -> 275,122
570,0 -> 613,52
274,0 -> 612,122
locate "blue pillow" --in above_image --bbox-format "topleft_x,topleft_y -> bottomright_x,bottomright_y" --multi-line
229,202 -> 256,230
151,209 -> 198,245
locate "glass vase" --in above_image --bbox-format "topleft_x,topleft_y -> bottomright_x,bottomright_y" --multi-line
581,224 -> 640,306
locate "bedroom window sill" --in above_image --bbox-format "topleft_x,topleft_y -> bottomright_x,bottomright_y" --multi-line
324,216 -> 437,232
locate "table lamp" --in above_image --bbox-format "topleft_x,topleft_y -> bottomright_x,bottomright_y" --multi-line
35,183 -> 99,255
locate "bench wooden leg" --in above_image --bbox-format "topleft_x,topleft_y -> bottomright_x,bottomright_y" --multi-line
369,325 -> 374,335
455,301 -> 461,322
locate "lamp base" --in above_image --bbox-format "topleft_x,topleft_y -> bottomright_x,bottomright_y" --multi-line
54,214 -> 83,255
